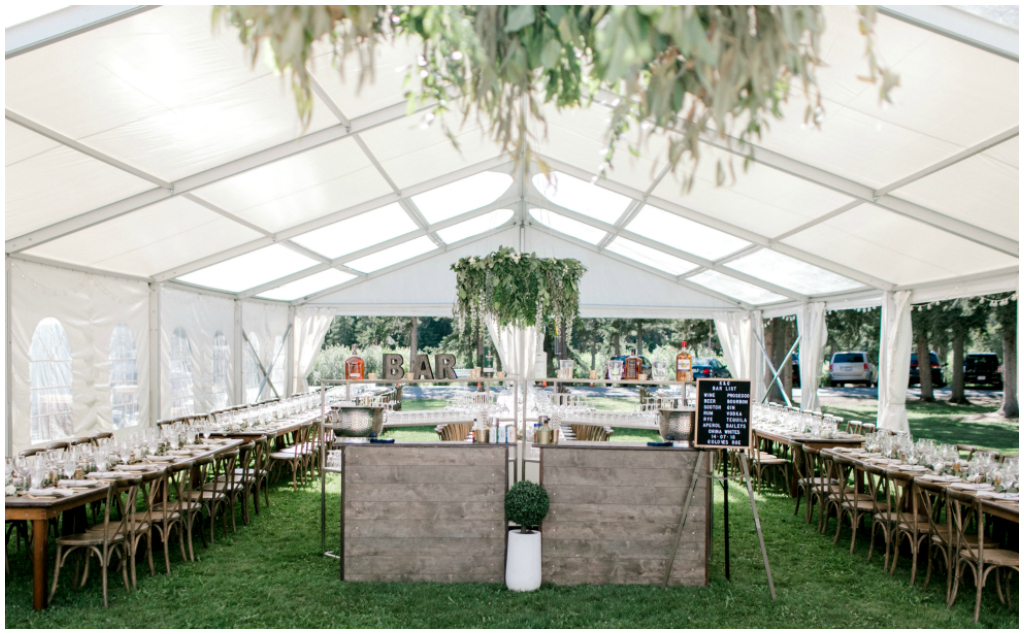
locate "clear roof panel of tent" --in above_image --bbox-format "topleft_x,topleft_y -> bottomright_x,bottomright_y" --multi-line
344,235 -> 437,273
256,269 -> 356,301
308,37 -> 420,119
625,205 -> 751,261
177,244 -> 319,293
190,137 -> 393,234
529,208 -> 608,245
723,249 -> 865,296
436,208 -> 515,244
290,203 -> 418,260
605,237 -> 700,276
688,270 -> 789,305
532,171 -> 632,225
23,196 -> 264,278
411,171 -> 514,224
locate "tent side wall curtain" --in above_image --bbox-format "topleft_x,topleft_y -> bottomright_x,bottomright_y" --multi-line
9,258 -> 150,455
159,287 -> 235,418
713,310 -> 764,401
292,306 -> 336,394
877,290 -> 913,433
485,317 -> 538,380
240,300 -> 290,401
797,302 -> 828,412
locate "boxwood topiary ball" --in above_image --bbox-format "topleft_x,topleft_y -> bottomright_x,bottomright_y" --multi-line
504,480 -> 550,531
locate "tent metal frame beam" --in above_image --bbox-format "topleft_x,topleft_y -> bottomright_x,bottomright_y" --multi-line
5,99 -> 437,254
7,252 -> 153,285
879,5 -> 1019,61
524,194 -> 810,302
6,110 -> 172,189
526,223 -> 756,310
537,154 -> 895,292
587,90 -> 1018,256
5,5 -> 155,58
149,157 -> 513,282
292,222 -> 519,305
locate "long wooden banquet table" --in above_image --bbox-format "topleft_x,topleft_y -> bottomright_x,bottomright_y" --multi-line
753,426 -> 865,496
5,438 -> 245,611
819,447 -> 1019,525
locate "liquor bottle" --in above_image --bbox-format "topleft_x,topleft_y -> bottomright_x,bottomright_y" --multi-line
483,346 -> 494,379
344,346 -> 365,380
624,348 -> 642,380
675,341 -> 693,382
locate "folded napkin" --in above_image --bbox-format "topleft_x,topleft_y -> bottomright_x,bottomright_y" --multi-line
57,479 -> 100,488
116,464 -> 152,471
27,488 -> 78,498
91,471 -> 132,479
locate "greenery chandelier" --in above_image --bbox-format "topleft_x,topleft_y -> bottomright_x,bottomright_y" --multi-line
451,247 -> 586,341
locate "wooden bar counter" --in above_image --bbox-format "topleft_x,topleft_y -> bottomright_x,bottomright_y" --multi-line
339,441 -> 509,583
537,442 -> 710,587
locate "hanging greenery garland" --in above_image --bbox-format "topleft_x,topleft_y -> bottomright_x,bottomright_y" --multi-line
451,247 -> 586,342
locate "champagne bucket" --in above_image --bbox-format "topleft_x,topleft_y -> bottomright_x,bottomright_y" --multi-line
330,405 -> 384,437
658,409 -> 694,442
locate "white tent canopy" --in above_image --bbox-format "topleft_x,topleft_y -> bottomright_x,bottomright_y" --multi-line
4,5 -> 1018,451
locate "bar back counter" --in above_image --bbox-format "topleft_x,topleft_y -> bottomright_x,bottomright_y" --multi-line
539,443 -> 709,586
338,440 -> 710,587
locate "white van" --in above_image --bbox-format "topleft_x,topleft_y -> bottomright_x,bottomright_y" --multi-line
829,352 -> 877,387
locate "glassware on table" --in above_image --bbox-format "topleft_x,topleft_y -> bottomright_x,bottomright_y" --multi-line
652,361 -> 667,382
558,359 -> 575,380
608,360 -> 624,381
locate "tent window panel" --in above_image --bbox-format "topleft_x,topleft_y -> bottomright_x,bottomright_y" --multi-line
212,331 -> 230,409
269,335 -> 285,397
170,327 -> 195,417
244,333 -> 262,404
109,322 -> 139,430
29,318 -> 73,443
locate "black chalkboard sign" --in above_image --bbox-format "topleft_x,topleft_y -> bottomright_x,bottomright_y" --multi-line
694,379 -> 752,449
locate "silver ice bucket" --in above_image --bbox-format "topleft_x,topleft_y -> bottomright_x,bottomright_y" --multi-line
330,405 -> 385,437
658,409 -> 694,442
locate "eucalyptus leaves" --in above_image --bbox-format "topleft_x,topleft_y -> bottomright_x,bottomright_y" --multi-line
214,5 -> 898,187
451,247 -> 585,341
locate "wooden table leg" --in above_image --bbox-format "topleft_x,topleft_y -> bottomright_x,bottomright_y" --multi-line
32,518 -> 48,611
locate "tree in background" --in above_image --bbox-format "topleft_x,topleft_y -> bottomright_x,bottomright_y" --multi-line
990,294 -> 1018,419
925,300 -> 988,405
912,304 -> 938,402
571,318 -> 603,372
826,308 -> 881,363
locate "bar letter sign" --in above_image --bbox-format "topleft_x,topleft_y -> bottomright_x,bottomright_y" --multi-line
694,378 -> 752,449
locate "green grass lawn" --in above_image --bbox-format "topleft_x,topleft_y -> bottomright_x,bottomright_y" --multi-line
822,401 -> 1019,456
6,470 -> 1018,628
9,399 -> 1016,628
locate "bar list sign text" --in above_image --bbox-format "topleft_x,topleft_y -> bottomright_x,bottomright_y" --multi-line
694,379 -> 752,449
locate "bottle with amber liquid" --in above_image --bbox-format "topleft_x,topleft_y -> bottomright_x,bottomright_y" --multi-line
344,346 -> 365,380
624,348 -> 643,380
675,341 -> 693,382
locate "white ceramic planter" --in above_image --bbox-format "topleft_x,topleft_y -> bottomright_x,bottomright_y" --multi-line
505,529 -> 542,591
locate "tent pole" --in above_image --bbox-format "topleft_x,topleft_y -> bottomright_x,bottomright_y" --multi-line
149,284 -> 160,427
6,257 -> 12,456
233,301 -> 243,405
286,306 -> 296,397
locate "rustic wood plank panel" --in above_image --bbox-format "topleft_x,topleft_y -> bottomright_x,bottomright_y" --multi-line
540,447 -> 709,587
345,482 -> 505,503
346,500 -> 504,521
346,464 -> 505,485
346,446 -> 507,466
543,448 -> 697,469
343,445 -> 507,583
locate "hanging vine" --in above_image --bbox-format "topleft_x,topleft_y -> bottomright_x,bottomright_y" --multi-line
451,247 -> 586,343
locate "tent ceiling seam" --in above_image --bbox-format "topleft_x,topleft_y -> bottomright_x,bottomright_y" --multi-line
5,109 -> 172,189
5,99 -> 437,254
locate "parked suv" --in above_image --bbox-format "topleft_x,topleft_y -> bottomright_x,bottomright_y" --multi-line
909,352 -> 946,388
792,353 -> 800,388
963,353 -> 1002,389
828,352 -> 877,387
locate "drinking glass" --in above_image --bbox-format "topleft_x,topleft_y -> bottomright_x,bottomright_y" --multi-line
653,361 -> 667,382
609,360 -> 624,381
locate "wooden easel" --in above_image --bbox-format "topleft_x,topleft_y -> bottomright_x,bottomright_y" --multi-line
719,448 -> 776,600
